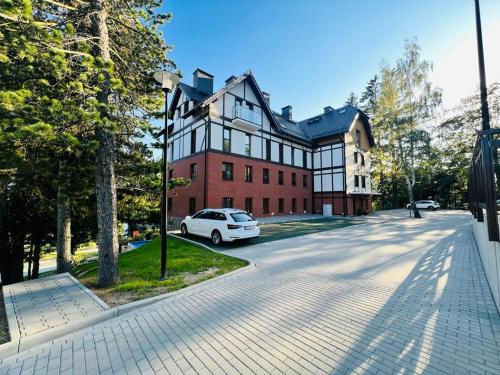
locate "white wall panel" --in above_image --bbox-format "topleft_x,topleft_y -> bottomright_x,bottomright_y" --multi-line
183,132 -> 190,158
271,141 -> 279,162
232,130 -> 246,155
174,138 -> 180,161
211,124 -> 222,150
283,145 -> 291,164
196,126 -> 205,151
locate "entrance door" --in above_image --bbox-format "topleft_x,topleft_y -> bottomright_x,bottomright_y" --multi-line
322,204 -> 332,216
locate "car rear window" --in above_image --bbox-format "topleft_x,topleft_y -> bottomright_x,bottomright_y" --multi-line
230,212 -> 253,222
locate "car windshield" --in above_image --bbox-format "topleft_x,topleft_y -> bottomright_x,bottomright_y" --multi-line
230,212 -> 254,222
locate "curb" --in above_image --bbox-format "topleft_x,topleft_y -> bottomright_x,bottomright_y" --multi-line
0,238 -> 252,360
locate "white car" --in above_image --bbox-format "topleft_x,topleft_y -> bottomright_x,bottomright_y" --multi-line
180,208 -> 260,245
406,200 -> 440,210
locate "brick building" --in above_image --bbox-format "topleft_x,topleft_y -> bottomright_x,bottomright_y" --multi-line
167,69 -> 377,219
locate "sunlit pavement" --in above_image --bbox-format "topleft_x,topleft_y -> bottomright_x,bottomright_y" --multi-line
1,210 -> 500,374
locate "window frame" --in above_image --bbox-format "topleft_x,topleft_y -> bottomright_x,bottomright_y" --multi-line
222,162 -> 234,181
278,198 -> 284,213
361,176 -> 366,188
263,198 -> 270,214
244,165 -> 253,182
190,130 -> 196,154
291,172 -> 296,186
188,197 -> 196,215
245,197 -> 253,213
221,197 -> 233,208
354,175 -> 359,188
303,174 -> 307,188
291,198 -> 296,213
244,133 -> 251,157
223,127 -> 231,153
190,163 -> 197,181
263,168 -> 270,184
278,171 -> 284,185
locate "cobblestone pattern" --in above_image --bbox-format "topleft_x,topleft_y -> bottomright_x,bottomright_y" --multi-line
1,211 -> 499,374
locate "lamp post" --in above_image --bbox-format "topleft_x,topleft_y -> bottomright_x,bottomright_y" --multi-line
474,0 -> 490,131
154,71 -> 179,280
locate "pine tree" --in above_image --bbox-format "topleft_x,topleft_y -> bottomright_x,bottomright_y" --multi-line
345,92 -> 359,107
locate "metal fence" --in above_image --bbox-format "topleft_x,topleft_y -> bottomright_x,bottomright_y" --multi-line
469,128 -> 500,241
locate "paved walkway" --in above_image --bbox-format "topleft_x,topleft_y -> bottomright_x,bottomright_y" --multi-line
2,274 -> 108,341
1,210 -> 500,374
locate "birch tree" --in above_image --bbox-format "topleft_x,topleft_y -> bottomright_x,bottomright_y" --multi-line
373,40 -> 441,218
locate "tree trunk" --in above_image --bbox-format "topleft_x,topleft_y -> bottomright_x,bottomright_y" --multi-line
91,0 -> 119,287
31,239 -> 41,279
404,175 -> 421,218
56,161 -> 72,273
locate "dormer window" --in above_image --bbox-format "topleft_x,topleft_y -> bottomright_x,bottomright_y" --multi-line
355,129 -> 361,148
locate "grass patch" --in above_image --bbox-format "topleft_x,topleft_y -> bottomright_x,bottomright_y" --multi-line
0,289 -> 10,345
73,236 -> 247,306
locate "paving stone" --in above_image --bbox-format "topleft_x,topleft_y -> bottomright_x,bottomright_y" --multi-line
1,211 -> 500,374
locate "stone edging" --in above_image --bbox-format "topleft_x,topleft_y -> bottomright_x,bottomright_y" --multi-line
0,237 -> 252,360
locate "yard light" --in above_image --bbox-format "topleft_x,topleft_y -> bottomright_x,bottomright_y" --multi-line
154,70 -> 180,280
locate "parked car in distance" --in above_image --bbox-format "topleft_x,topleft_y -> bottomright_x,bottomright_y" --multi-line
406,200 -> 440,210
180,208 -> 260,245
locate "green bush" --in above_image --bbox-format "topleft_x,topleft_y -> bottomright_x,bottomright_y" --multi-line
72,253 -> 87,268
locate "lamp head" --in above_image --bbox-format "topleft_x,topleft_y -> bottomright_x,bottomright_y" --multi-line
154,71 -> 180,92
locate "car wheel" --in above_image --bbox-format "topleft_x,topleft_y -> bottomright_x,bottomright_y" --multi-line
180,224 -> 188,236
211,230 -> 222,246
427,206 -> 435,211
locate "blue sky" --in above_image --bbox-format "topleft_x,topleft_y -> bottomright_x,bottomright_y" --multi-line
162,0 -> 500,120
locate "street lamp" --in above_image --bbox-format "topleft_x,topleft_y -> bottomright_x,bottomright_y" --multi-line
154,70 -> 180,280
473,0 -> 490,131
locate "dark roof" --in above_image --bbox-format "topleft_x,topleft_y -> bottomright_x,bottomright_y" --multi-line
169,71 -> 374,146
168,82 -> 209,118
273,105 -> 374,146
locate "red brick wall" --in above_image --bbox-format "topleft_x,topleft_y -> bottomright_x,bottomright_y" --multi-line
206,152 -> 313,217
168,151 -> 373,218
168,151 -> 314,218
168,153 -> 206,218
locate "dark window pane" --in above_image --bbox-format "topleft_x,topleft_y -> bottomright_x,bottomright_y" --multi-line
222,162 -> 233,180
230,212 -> 253,222
188,198 -> 196,215
263,198 -> 269,214
263,168 -> 269,184
245,165 -> 253,182
190,163 -> 197,180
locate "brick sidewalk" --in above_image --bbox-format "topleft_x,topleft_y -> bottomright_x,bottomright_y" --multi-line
1,211 -> 499,374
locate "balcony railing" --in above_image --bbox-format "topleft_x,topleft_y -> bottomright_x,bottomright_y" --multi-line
233,105 -> 262,127
468,128 -> 500,241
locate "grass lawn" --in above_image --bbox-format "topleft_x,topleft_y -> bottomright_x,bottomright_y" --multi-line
185,217 -> 358,250
0,289 -> 10,345
73,236 -> 247,306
